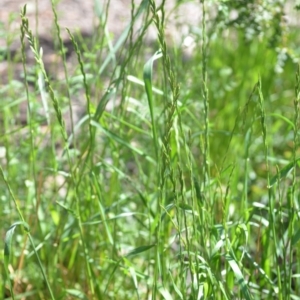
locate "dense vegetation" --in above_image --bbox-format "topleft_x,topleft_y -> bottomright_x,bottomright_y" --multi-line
1,1 -> 300,299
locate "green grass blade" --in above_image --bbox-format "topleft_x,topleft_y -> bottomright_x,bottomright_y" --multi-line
143,49 -> 163,159
226,252 -> 253,300
125,244 -> 155,257
4,221 -> 30,257
269,158 -> 300,187
65,289 -> 88,300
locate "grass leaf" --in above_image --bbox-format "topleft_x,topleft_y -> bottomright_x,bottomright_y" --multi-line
4,221 -> 30,257
126,244 -> 156,258
269,157 -> 300,187
226,252 -> 253,300
143,49 -> 163,158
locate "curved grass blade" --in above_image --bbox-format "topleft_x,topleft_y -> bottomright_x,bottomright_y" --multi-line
4,221 -> 30,300
65,289 -> 88,300
143,49 -> 163,159
292,228 -> 300,246
269,157 -> 300,187
158,287 -> 173,300
94,87 -> 116,122
4,221 -> 30,257
226,252 -> 253,300
126,244 -> 155,258
90,120 -> 155,164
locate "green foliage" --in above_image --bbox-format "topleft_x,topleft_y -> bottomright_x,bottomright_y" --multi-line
1,1 -> 300,299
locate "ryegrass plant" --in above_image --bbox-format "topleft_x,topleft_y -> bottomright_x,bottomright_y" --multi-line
1,1 -> 300,299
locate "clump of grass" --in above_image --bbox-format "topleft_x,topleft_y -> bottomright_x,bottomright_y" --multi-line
1,1 -> 300,299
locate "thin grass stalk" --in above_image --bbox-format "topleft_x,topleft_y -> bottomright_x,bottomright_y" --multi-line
35,0 -> 38,40
94,0 -> 110,64
201,0 -> 210,201
2,18 -> 16,177
143,49 -> 161,160
257,78 -> 280,296
295,63 -> 300,293
199,1 -> 213,272
19,7 -> 36,183
148,1 -> 166,297
66,29 -> 93,157
44,0 -> 67,278
243,127 -> 252,222
179,128 -> 197,297
174,175 -> 185,298
98,0 -> 117,73
241,86 -> 257,224
50,0 -> 75,144
20,8 -> 67,143
19,5 -> 43,245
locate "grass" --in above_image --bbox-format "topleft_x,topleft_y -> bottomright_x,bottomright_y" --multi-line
1,0 -> 300,299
